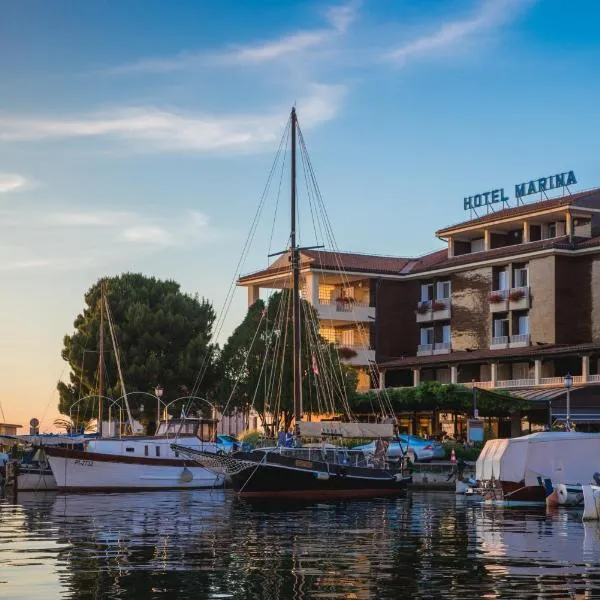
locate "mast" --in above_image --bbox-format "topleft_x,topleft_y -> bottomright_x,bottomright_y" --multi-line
97,279 -> 105,436
290,107 -> 302,424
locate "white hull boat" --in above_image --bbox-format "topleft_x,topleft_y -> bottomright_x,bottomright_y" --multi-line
582,485 -> 600,520
44,417 -> 225,491
18,469 -> 57,491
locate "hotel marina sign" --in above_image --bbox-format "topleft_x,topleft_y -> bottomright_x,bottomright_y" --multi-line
463,170 -> 577,211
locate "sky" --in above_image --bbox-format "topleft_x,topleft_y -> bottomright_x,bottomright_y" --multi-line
1,0 -> 599,431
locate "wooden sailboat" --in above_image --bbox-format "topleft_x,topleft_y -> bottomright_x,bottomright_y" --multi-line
174,108 -> 412,499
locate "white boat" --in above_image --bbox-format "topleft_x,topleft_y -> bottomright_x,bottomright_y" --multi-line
475,431 -> 600,505
583,484 -> 600,520
44,417 -> 225,491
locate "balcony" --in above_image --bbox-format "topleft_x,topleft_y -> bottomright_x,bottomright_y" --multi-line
490,336 -> 509,350
488,290 -> 509,313
416,299 -> 451,323
417,342 -> 451,356
315,298 -> 375,323
338,346 -> 375,367
509,333 -> 530,348
508,286 -> 530,310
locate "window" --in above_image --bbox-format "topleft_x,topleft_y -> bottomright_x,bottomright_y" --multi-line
517,315 -> 529,335
144,445 -> 148,457
420,283 -> 433,302
471,238 -> 485,253
125,447 -> 135,453
493,317 -> 509,338
420,327 -> 434,345
340,329 -> 355,347
436,281 -> 451,300
548,223 -> 557,238
441,325 -> 451,343
155,446 -> 161,457
513,267 -> 528,288
498,270 -> 509,290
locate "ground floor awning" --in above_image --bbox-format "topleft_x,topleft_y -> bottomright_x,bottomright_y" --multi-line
505,385 -> 600,423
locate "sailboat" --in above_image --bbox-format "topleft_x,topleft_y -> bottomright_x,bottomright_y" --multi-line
174,108 -> 412,499
43,280 -> 225,491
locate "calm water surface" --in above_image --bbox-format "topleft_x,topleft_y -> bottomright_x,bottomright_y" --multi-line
1,489 -> 600,599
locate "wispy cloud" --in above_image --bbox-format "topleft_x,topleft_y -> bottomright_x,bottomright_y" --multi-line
385,0 -> 531,64
0,173 -> 29,193
0,84 -> 346,153
110,0 -> 360,74
0,208 -> 226,272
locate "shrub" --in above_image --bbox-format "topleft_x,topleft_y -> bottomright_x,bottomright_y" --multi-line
238,429 -> 262,448
509,289 -> 525,301
338,346 -> 358,359
443,441 -> 482,462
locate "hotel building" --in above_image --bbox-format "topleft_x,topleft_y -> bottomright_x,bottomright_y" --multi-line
377,187 -> 600,426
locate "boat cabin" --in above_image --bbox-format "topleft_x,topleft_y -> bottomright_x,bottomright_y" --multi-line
155,417 -> 218,441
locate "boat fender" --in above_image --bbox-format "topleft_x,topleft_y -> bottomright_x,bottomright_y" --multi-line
394,473 -> 406,482
314,472 -> 330,481
179,467 -> 194,483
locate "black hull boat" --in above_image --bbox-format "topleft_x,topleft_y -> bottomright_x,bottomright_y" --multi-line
172,446 -> 412,499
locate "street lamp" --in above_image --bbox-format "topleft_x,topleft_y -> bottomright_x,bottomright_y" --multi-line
563,373 -> 573,430
155,385 -> 164,426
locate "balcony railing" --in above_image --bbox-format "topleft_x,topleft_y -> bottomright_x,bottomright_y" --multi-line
417,343 -> 433,355
433,341 -> 451,354
416,298 -> 451,322
491,336 -> 509,346
509,333 -> 530,347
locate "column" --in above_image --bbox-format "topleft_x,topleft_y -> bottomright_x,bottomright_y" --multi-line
534,359 -> 542,385
413,368 -> 421,387
247,285 -> 260,307
582,355 -> 590,383
448,237 -> 455,258
305,272 -> 320,306
379,369 -> 386,390
523,221 -> 530,243
491,362 -> 498,387
450,365 -> 458,384
510,411 -> 522,438
484,229 -> 491,251
566,211 -> 573,237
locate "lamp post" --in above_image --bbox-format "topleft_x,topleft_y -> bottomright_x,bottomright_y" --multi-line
563,372 -> 573,430
155,385 -> 164,427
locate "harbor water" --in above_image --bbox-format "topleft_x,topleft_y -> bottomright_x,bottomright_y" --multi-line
2,490 -> 600,599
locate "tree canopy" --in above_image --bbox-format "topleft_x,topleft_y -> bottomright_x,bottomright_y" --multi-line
218,291 -> 357,430
58,273 -> 218,427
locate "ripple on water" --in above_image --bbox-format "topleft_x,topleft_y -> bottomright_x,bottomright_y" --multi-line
1,490 -> 600,599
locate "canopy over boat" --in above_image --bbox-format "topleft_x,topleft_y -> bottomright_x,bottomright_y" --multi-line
476,431 -> 600,486
0,433 -> 90,446
297,421 -> 395,439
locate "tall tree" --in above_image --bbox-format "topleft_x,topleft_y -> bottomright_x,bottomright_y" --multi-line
218,290 -> 357,431
58,273 -> 218,427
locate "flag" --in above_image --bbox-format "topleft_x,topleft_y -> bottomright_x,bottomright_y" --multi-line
311,353 -> 319,376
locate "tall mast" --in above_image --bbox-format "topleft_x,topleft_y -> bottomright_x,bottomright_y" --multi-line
290,107 -> 302,424
97,279 -> 104,436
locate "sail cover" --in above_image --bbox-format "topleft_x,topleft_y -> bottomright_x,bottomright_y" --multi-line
297,421 -> 394,439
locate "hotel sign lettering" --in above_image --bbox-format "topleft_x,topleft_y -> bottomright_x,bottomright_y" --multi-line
464,170 -> 577,211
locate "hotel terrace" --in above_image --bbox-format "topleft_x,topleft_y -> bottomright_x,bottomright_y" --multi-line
377,186 -> 600,425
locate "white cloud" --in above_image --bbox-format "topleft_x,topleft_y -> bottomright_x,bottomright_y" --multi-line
110,0 -> 360,73
0,173 -> 29,193
385,0 -> 532,64
0,84 -> 346,153
0,208 -> 225,272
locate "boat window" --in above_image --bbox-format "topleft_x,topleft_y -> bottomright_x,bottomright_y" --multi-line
126,447 -> 134,453
155,446 -> 161,457
144,445 -> 148,457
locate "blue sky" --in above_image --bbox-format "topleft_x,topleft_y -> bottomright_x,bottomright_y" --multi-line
1,0 -> 599,429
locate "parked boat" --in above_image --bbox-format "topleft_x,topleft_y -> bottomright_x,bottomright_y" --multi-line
475,431 -> 600,505
44,417 -> 225,491
583,484 -> 600,520
543,478 -> 584,508
174,108 -> 411,500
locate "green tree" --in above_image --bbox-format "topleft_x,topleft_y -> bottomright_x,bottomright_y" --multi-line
218,291 -> 357,431
57,273 -> 218,427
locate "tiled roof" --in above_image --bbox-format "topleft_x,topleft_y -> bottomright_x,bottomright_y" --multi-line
436,188 -> 600,236
379,342 -> 600,369
238,249 -> 413,283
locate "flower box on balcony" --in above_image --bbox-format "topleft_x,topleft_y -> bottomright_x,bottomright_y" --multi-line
416,302 -> 430,314
432,300 -> 446,311
509,289 -> 526,301
488,292 -> 505,303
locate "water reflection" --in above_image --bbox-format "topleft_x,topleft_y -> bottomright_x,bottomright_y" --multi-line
1,490 -> 600,599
